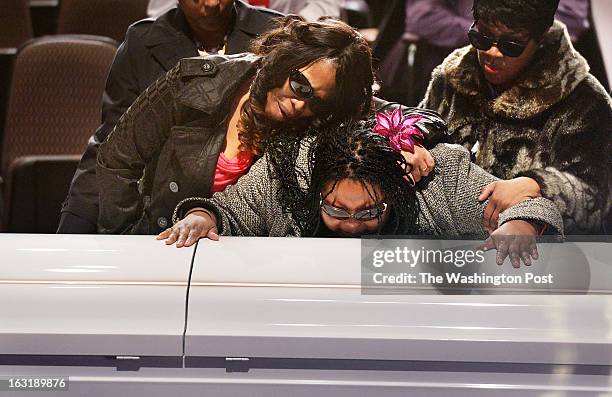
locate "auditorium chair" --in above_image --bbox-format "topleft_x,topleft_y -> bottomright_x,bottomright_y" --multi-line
0,0 -> 33,159
1,35 -> 117,233
0,0 -> 33,49
57,0 -> 148,43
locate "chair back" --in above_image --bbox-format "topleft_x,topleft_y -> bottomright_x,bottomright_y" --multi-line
57,0 -> 148,42
0,0 -> 33,49
1,35 -> 117,231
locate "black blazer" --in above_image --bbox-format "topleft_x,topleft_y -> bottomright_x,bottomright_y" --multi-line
59,1 -> 282,232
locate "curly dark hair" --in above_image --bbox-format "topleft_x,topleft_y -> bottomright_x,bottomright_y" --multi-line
472,0 -> 560,39
238,15 -> 374,155
267,119 -> 421,236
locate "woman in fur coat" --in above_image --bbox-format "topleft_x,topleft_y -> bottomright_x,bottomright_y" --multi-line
420,0 -> 611,234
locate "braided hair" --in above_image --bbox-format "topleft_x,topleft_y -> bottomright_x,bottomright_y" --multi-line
268,119 -> 421,236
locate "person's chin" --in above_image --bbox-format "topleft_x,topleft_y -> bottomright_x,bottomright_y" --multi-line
483,72 -> 509,87
264,103 -> 283,122
197,16 -> 222,26
336,230 -> 364,238
269,113 -> 284,123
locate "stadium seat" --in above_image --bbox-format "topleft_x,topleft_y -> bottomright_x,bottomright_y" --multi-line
0,0 -> 33,151
1,35 -> 117,232
0,0 -> 33,49
57,0 -> 148,42
5,155 -> 81,233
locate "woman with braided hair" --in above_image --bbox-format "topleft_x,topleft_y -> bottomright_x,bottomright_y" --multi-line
159,111 -> 564,268
265,117 -> 421,237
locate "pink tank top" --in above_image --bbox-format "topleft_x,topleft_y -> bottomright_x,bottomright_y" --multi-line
211,151 -> 254,193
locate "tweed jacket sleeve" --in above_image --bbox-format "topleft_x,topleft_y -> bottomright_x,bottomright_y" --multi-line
173,143 -> 563,238
97,63 -> 180,234
172,154 -> 300,237
426,144 -> 564,236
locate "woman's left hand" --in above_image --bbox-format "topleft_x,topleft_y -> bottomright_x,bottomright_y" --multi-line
156,210 -> 219,248
479,220 -> 539,268
479,177 -> 541,232
402,145 -> 435,183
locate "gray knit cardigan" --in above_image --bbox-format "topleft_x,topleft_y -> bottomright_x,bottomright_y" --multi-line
173,143 -> 564,238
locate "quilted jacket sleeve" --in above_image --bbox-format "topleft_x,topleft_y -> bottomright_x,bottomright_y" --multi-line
97,64 -> 180,234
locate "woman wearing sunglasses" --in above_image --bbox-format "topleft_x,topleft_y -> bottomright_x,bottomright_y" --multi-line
159,114 -> 563,268
420,0 -> 611,234
97,16 -> 376,234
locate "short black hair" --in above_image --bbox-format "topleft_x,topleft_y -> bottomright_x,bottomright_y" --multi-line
472,0 -> 560,39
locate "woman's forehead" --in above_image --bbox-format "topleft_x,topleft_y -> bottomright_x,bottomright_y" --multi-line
322,179 -> 381,200
477,19 -> 531,40
300,59 -> 337,100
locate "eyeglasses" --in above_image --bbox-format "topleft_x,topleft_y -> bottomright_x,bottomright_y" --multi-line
467,22 -> 528,58
320,198 -> 387,221
289,69 -> 333,116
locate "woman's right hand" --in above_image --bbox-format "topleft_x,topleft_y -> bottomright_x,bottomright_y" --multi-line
156,209 -> 219,248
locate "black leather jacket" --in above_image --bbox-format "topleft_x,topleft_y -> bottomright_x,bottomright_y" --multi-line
59,2 -> 282,233
97,54 -> 260,234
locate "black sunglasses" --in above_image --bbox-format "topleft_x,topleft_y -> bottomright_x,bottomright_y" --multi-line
467,22 -> 528,58
289,69 -> 333,117
320,197 -> 387,221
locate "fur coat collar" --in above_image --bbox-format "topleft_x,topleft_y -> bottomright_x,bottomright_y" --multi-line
442,21 -> 590,120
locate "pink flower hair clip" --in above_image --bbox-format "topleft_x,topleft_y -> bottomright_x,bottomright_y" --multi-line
373,107 -> 425,154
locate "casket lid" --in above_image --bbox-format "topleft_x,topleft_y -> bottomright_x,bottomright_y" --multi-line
0,235 -> 193,356
186,237 -> 612,366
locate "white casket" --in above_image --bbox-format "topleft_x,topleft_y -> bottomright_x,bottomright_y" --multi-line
1,234 -> 611,396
